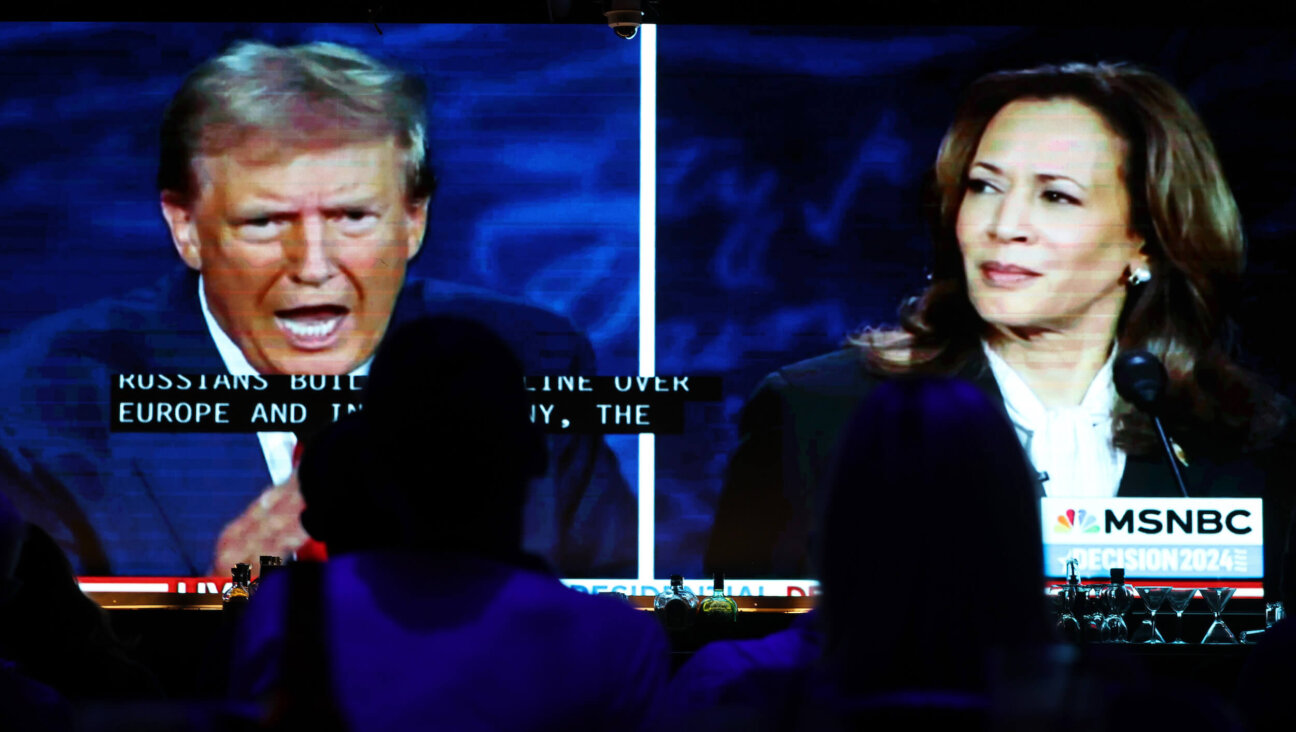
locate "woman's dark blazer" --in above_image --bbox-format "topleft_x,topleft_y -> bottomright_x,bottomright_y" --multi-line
702,347 -> 1296,599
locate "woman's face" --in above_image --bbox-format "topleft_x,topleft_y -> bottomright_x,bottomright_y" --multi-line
956,97 -> 1147,337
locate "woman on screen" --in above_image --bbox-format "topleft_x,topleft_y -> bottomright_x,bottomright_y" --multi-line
704,61 -> 1295,580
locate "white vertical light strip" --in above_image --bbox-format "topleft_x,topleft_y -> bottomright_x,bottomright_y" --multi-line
637,23 -> 658,584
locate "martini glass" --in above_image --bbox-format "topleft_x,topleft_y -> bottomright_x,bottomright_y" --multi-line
1200,587 -> 1238,644
1132,586 -> 1171,643
1165,588 -> 1196,644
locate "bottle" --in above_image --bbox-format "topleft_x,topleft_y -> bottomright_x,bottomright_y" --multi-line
251,555 -> 283,596
653,575 -> 699,631
1101,567 -> 1132,642
1056,558 -> 1082,643
223,563 -> 252,605
700,572 -> 738,623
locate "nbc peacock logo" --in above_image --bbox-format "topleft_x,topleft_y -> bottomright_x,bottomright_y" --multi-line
1054,508 -> 1100,534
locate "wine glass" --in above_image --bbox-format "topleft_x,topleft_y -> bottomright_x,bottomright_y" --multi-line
1132,586 -> 1171,643
1052,585 -> 1081,643
1102,582 -> 1134,643
1200,587 -> 1238,644
1084,584 -> 1106,641
1165,588 -> 1196,644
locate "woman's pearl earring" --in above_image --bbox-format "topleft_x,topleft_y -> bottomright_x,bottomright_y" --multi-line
1127,266 -> 1152,286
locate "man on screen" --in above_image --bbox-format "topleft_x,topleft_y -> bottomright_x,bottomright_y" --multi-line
0,40 -> 635,577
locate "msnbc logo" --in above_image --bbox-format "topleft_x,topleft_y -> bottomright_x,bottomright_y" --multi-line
1054,509 -> 1099,534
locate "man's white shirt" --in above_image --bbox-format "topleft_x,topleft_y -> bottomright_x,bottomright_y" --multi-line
199,276 -> 370,486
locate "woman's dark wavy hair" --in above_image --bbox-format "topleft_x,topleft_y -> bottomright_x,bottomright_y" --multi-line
855,62 -> 1287,456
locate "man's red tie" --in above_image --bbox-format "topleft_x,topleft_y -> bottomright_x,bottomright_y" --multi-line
292,437 -> 329,562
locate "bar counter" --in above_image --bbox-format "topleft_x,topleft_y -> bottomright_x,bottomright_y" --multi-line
92,592 -> 1268,701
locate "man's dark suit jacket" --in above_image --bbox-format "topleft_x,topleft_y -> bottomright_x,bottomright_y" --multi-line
704,348 -> 1296,598
0,267 -> 636,577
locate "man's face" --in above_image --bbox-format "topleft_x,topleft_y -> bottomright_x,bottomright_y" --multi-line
163,137 -> 426,374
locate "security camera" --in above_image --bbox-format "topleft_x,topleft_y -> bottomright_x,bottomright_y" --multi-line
603,1 -> 643,39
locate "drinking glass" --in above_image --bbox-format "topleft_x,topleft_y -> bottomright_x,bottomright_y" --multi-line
1266,602 -> 1286,629
1053,585 -> 1081,643
1102,582 -> 1134,643
1200,587 -> 1238,644
1084,584 -> 1106,641
1132,586 -> 1171,643
1165,588 -> 1196,644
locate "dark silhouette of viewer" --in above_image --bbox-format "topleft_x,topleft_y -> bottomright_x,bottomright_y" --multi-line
0,511 -> 161,704
816,377 -> 1051,699
0,490 -> 75,732
663,377 -> 1058,730
295,409 -> 390,556
230,316 -> 669,731
349,313 -> 549,562
1236,616 -> 1296,732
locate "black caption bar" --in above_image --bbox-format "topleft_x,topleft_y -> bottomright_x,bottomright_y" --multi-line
110,374 -> 722,434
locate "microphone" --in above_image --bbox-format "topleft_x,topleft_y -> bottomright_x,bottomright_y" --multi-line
1113,350 -> 1189,498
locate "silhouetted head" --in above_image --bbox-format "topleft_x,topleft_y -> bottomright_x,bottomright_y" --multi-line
817,376 -> 1048,694
0,523 -> 162,700
330,316 -> 548,558
1,523 -> 96,632
298,409 -> 393,555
